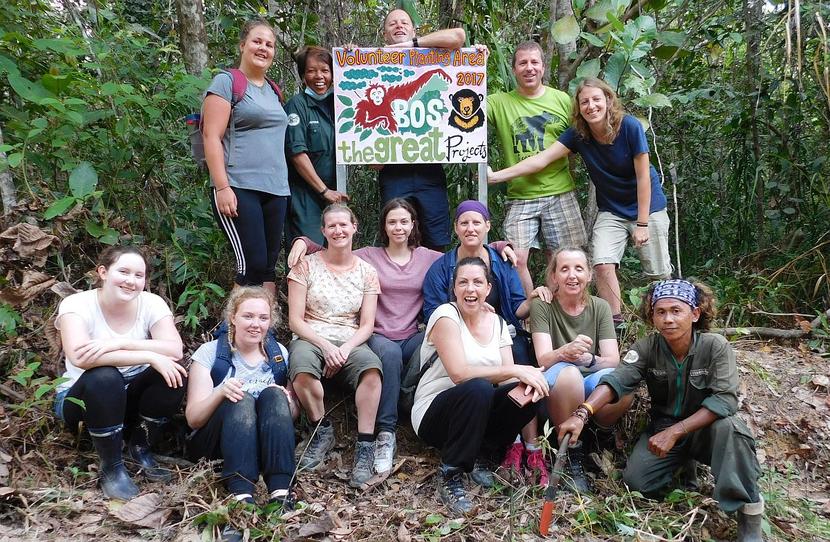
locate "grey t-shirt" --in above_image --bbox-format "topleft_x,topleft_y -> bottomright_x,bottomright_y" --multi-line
205,72 -> 290,196
192,339 -> 288,398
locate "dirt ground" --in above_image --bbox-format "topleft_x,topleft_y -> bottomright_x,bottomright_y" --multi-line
1,341 -> 829,541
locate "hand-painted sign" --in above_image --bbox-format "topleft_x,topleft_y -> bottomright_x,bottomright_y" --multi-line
333,47 -> 487,165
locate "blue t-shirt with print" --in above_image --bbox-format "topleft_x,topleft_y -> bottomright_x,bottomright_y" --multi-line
558,114 -> 666,220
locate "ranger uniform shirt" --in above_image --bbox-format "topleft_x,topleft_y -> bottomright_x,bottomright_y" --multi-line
600,332 -> 738,419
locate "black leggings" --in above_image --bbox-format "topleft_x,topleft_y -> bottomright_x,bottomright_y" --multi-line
62,366 -> 185,434
417,378 -> 537,472
211,186 -> 289,286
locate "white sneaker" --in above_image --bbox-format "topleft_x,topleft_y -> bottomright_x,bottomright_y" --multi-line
373,431 -> 396,474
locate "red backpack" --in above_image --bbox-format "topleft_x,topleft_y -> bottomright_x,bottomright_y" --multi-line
187,68 -> 284,169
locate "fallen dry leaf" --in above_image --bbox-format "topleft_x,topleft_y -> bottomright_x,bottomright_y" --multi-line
298,511 -> 337,537
811,375 -> 829,389
0,270 -> 56,306
397,522 -> 411,542
113,492 -> 170,528
50,281 -> 79,299
0,223 -> 60,267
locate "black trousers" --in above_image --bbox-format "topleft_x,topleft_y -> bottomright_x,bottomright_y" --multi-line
417,378 -> 537,472
62,366 -> 185,434
187,387 -> 296,495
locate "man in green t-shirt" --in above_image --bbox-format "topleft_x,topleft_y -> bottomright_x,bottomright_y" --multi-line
487,42 -> 587,294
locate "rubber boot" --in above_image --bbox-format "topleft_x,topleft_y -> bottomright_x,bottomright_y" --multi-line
90,426 -> 139,500
737,497 -> 765,542
565,441 -> 591,494
128,415 -> 173,482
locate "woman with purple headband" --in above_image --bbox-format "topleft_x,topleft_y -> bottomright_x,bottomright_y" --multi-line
558,279 -> 764,542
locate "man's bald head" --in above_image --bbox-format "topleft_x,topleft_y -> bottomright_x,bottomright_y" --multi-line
383,9 -> 415,45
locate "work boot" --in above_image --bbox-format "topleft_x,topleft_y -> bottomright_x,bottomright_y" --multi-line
439,465 -> 474,516
737,497 -> 765,542
469,459 -> 495,488
681,459 -> 700,491
373,431 -> 396,474
564,441 -> 591,494
526,448 -> 549,486
128,415 -> 173,482
90,425 -> 139,500
297,421 -> 335,470
350,440 -> 375,488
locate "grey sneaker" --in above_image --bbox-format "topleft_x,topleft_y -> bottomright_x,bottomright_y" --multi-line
373,431 -> 396,474
297,423 -> 335,470
439,467 -> 474,516
350,440 -> 375,488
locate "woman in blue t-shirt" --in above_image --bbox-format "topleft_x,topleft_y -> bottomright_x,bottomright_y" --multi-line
202,19 -> 290,294
489,78 -> 671,328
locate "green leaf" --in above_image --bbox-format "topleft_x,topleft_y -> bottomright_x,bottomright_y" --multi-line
658,31 -> 685,47
65,397 -> 86,410
69,161 -> 98,198
0,53 -> 19,77
585,0 -> 613,23
580,32 -> 606,48
7,152 -> 23,168
338,121 -> 354,133
44,197 -> 77,220
99,229 -> 120,245
607,13 -> 625,32
34,383 -> 54,399
84,220 -> 105,237
0,144 -> 12,153
635,93 -> 672,108
101,82 -> 120,96
32,38 -> 85,56
337,95 -> 353,107
603,51 -> 627,91
8,73 -> 54,103
64,110 -> 84,125
425,513 -> 444,525
398,0 -> 422,26
204,282 -> 226,297
551,16 -> 580,44
576,58 -> 601,79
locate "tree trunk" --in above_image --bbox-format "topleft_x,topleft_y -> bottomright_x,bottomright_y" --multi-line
744,0 -> 764,247
175,0 -> 210,75
550,0 -> 576,90
0,123 -> 17,214
438,0 -> 464,30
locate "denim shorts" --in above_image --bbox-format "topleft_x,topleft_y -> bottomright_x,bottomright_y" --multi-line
543,362 -> 614,396
53,388 -> 69,421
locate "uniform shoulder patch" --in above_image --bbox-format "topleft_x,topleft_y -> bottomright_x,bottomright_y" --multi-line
623,350 -> 640,364
287,113 -> 300,126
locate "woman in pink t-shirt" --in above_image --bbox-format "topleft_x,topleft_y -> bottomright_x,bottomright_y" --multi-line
288,199 -> 515,475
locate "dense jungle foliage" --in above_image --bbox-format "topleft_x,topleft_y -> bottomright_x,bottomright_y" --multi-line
0,0 -> 828,349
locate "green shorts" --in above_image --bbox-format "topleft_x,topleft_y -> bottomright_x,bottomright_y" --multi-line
288,339 -> 382,389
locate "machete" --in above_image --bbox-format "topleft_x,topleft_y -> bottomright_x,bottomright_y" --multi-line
539,432 -> 571,536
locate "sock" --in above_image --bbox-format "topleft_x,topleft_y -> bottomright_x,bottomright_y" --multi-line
512,436 -> 522,444
233,493 -> 253,502
358,432 -> 374,443
525,442 -> 541,452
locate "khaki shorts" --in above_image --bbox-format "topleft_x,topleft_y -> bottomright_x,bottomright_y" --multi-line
504,192 -> 587,251
591,209 -> 672,278
288,339 -> 382,389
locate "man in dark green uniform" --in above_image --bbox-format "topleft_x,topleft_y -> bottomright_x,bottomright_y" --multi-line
285,46 -> 348,245
559,279 -> 764,542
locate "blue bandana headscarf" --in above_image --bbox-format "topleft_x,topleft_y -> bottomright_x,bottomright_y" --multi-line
651,279 -> 698,308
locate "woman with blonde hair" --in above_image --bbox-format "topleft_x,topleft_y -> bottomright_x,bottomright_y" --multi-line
186,286 -> 297,509
489,77 -> 672,330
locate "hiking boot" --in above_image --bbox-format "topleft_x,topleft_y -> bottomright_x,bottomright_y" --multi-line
90,426 -> 139,501
564,441 -> 591,494
349,440 -> 375,488
373,431 -> 396,474
127,415 -> 173,483
737,497 -> 764,542
220,524 -> 243,542
526,449 -> 549,487
500,441 -> 524,474
439,466 -> 474,516
297,422 -> 335,471
469,460 -> 495,488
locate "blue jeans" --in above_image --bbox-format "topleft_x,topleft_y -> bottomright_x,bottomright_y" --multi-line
368,331 -> 424,433
543,362 -> 615,396
187,386 -> 295,494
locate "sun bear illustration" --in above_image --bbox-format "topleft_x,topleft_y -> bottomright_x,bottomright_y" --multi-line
353,68 -> 451,133
448,89 -> 485,132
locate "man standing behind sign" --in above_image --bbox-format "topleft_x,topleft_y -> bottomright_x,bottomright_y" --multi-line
376,8 -> 466,251
487,42 -> 587,295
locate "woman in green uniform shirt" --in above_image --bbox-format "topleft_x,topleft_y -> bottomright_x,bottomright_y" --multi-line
558,279 -> 764,542
284,46 -> 348,245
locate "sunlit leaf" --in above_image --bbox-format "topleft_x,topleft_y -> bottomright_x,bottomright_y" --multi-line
69,161 -> 98,198
551,16 -> 580,44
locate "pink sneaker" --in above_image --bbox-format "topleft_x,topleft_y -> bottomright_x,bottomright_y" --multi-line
500,442 -> 524,473
526,449 -> 550,486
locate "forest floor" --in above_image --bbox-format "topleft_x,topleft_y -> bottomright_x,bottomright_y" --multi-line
1,340 -> 829,541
